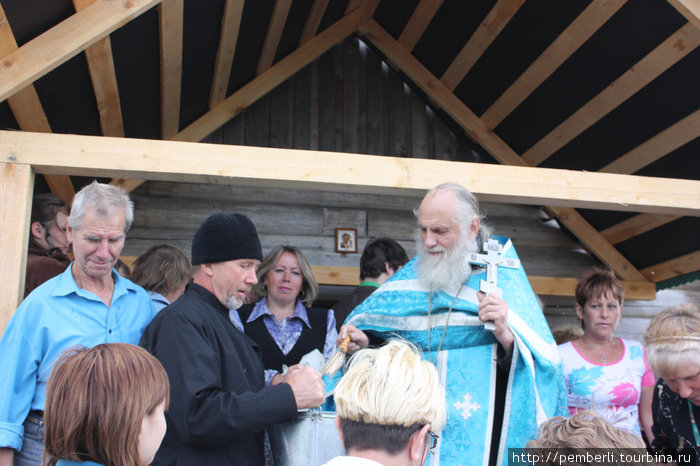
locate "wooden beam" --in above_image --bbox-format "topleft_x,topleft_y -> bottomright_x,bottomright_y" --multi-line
175,7 -> 365,142
481,0 -> 626,129
667,0 -> 700,30
359,19 -> 528,167
547,206 -> 647,281
299,0 -> 330,45
642,249 -> 700,283
256,0 -> 293,75
601,213 -> 681,245
0,162 -> 33,334
159,0 -> 184,139
0,0 -> 161,104
209,0 -> 244,107
522,23 -> 700,166
398,0 -> 443,52
0,4 -> 75,203
345,0 -> 363,14
73,0 -> 125,138
528,276 -> 656,300
4,130 -> 700,216
441,0 -> 524,91
121,256 -> 659,300
600,107 -> 700,174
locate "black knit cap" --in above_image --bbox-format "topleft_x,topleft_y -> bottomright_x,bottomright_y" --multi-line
191,213 -> 263,265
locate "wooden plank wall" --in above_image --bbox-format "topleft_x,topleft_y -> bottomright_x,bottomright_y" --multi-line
202,36 -> 481,162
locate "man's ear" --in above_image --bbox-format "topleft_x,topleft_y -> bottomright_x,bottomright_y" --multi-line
200,263 -> 216,277
468,217 -> 481,240
334,415 -> 345,449
384,262 -> 395,276
30,222 -> 45,241
408,424 -> 431,462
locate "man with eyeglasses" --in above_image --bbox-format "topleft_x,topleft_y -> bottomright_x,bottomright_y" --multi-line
323,339 -> 446,466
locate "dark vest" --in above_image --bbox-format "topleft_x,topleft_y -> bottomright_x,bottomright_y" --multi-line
238,304 -> 327,372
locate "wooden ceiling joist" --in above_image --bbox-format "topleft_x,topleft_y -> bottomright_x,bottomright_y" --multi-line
0,3 -> 75,202
4,130 -> 699,216
73,0 -> 125,138
600,107 -> 700,174
256,0 -> 293,75
642,249 -> 700,283
480,0 -> 626,129
601,213 -> 682,245
522,22 -> 700,166
209,0 -> 245,108
0,0 -> 162,104
440,0 -> 524,91
299,0 -> 330,45
397,0 -> 443,52
159,0 -> 184,140
174,6 -> 366,142
546,206 -> 646,281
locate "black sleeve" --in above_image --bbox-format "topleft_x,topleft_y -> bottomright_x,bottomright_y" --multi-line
141,312 -> 298,448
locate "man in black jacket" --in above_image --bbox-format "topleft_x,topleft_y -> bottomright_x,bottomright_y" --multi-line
141,213 -> 325,465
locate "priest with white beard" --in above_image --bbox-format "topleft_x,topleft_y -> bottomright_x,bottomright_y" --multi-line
337,182 -> 566,466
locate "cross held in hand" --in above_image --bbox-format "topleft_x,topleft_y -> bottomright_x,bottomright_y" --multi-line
468,238 -> 520,331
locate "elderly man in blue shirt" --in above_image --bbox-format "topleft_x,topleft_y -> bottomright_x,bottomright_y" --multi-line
0,182 -> 155,466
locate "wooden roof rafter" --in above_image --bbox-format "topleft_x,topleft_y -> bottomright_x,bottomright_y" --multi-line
642,249 -> 700,283
601,214 -> 682,245
256,0 -> 294,75
397,0 -> 444,52
0,3 -> 75,202
73,0 -> 125,138
440,0 -> 524,91
209,0 -> 245,108
600,107 -> 700,174
522,22 -> 700,166
159,0 -> 184,140
299,0 -> 331,45
480,0 -> 627,129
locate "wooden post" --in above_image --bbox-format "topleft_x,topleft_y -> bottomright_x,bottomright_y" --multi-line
0,162 -> 33,336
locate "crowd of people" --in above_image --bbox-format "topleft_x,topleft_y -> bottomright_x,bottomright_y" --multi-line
0,181 -> 697,466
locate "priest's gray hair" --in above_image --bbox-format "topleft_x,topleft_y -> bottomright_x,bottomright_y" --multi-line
417,182 -> 492,243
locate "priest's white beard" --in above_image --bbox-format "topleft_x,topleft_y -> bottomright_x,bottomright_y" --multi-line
415,229 -> 479,293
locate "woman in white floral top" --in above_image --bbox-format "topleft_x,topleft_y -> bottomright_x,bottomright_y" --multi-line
558,267 -> 655,442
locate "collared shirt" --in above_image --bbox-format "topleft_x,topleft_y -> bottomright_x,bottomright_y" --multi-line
240,297 -> 337,384
148,290 -> 170,312
0,264 -> 155,451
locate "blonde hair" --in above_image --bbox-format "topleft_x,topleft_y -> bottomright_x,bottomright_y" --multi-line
527,411 -> 645,465
44,343 -> 170,466
254,245 -> 319,306
643,303 -> 700,380
336,339 -> 446,428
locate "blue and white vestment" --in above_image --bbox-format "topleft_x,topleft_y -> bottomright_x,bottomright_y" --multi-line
343,236 -> 567,466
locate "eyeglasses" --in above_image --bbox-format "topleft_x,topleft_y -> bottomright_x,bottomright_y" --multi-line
427,431 -> 439,450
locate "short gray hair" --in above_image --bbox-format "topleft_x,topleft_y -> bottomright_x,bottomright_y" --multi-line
416,182 -> 491,243
68,181 -> 134,232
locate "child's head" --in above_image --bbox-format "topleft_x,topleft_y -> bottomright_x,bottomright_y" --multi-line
44,343 -> 170,466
